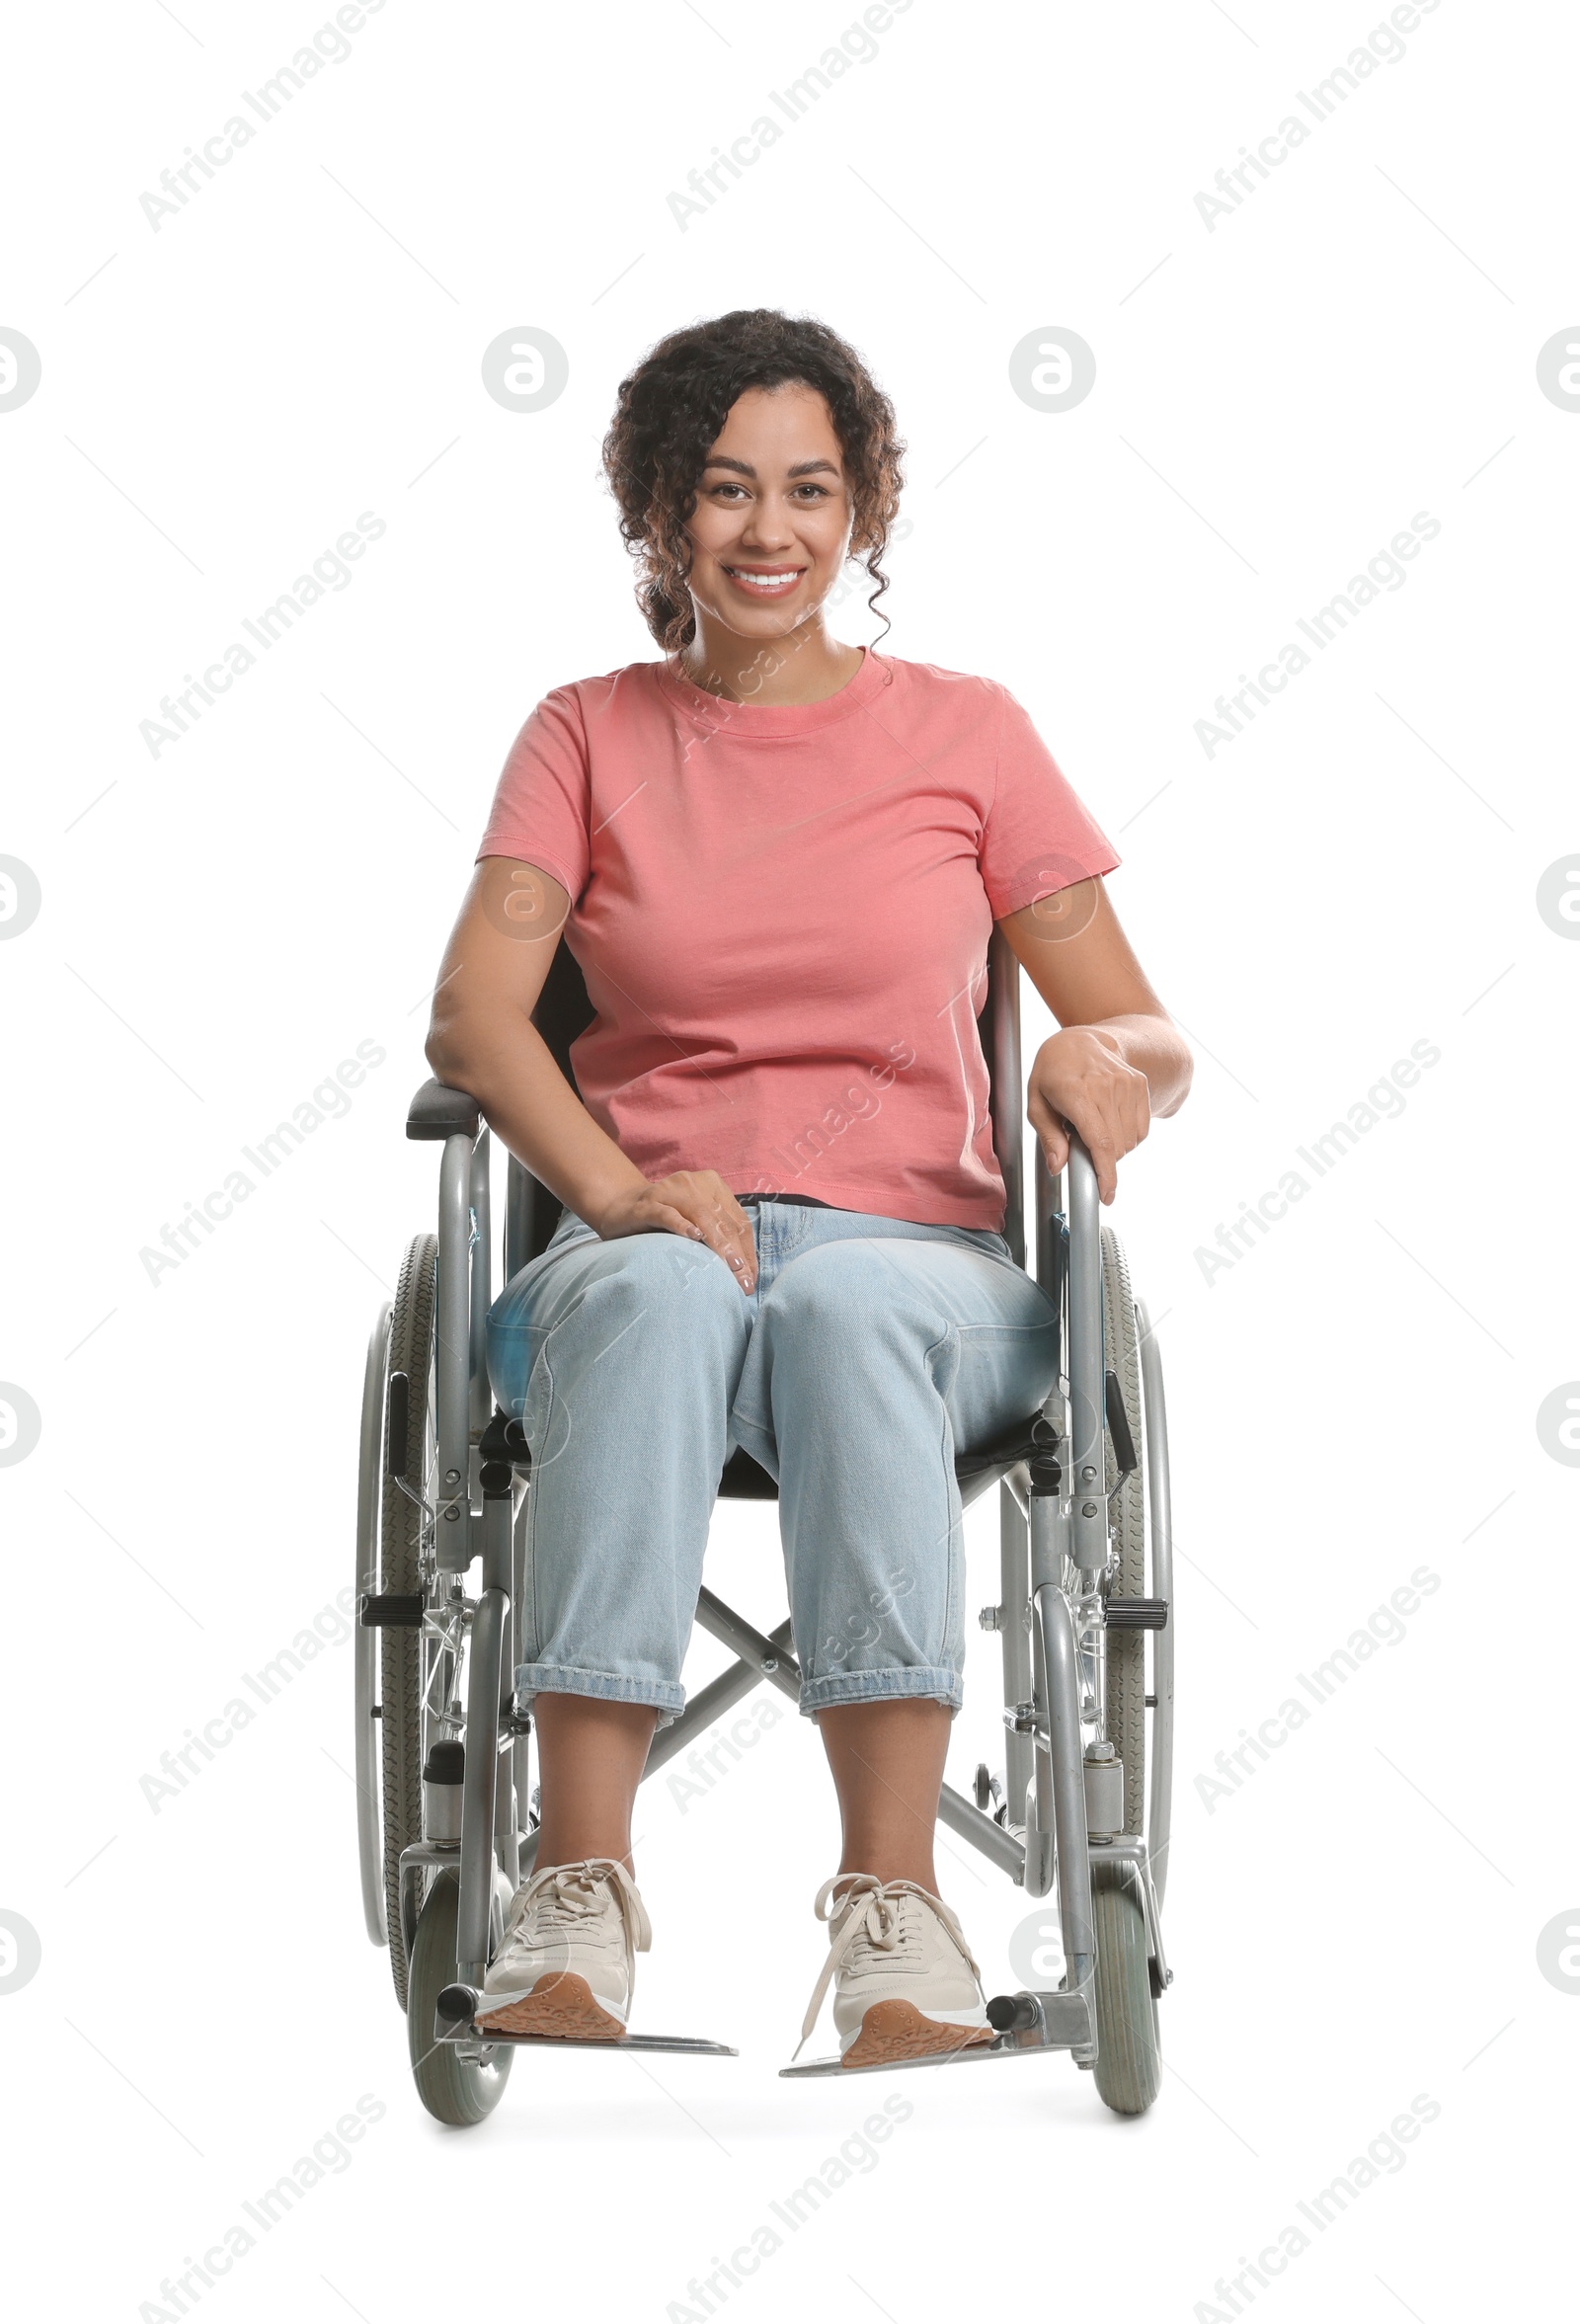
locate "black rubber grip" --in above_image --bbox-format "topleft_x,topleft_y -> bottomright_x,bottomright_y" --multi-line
360,1593 -> 425,1628
986,1992 -> 1039,2033
1105,1596 -> 1168,1630
1104,1368 -> 1138,1477
424,1739 -> 465,1784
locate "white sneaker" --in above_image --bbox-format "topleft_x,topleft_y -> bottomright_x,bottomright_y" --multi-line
475,1858 -> 651,2040
797,1873 -> 993,2067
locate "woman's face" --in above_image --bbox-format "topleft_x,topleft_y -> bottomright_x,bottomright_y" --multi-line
681,381 -> 854,644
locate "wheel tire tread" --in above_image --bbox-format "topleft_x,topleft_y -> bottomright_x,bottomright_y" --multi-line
380,1233 -> 437,2010
408,1871 -> 513,2125
1091,1868 -> 1161,2116
1101,1226 -> 1146,1835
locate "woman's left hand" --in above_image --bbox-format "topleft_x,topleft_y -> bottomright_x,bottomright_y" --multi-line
1026,1027 -> 1151,1205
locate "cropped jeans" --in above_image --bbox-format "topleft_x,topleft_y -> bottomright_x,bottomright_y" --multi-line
485,1196 -> 1061,1726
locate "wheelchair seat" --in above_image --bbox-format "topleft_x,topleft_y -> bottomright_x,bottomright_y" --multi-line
719,1410 -> 1043,1505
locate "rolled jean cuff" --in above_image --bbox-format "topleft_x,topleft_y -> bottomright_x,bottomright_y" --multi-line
796,1666 -> 963,1720
514,1661 -> 687,1729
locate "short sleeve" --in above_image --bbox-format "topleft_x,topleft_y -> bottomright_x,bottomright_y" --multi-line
979,684 -> 1122,919
474,685 -> 592,902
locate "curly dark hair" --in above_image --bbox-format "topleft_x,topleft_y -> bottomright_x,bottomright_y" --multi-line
600,307 -> 906,655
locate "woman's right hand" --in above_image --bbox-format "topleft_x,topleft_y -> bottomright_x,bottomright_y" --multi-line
586,1170 -> 758,1293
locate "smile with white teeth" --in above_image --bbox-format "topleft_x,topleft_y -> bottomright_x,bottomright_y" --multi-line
725,566 -> 804,592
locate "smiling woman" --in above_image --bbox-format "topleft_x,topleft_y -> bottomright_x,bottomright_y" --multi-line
600,310 -> 904,694
423,306 -> 1192,2068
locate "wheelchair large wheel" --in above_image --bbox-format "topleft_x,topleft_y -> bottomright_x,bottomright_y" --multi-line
378,1233 -> 439,2009
1091,1862 -> 1161,2115
1101,1226 -> 1146,1836
355,1300 -> 391,1950
407,1870 -> 513,2126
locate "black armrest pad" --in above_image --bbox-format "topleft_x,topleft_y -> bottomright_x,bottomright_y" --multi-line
407,1079 -> 482,1142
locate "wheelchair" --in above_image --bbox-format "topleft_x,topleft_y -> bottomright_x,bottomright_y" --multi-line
353,927 -> 1176,2125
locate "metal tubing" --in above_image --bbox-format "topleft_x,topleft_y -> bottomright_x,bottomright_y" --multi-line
690,1589 -> 1025,1876
1034,1144 -> 1061,1299
510,1492 -> 531,1883
694,1586 -> 800,1690
936,1780 -> 1026,1881
435,1135 -> 474,1571
482,1493 -> 517,1887
1136,1295 -> 1175,1910
480,1480 -> 514,1596
456,1586 -> 507,1981
468,1130 -> 492,1437
998,1477 -> 1034,1838
1064,1134 -> 1107,1575
1034,1581 -> 1095,1976
643,1621 -> 796,1777
355,1303 -> 391,1946
1028,1481 -> 1066,1599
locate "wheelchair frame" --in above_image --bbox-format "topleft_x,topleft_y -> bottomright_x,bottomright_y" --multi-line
354,928 -> 1175,2119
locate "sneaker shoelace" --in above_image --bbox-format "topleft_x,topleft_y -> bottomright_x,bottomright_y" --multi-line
795,1874 -> 983,2056
498,1858 -> 651,1988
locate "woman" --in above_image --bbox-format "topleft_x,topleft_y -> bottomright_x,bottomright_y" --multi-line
425,308 -> 1192,2068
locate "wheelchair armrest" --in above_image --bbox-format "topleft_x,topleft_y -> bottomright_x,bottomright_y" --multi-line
406,1077 -> 482,1142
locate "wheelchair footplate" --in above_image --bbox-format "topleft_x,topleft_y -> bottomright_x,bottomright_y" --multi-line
779,1986 -> 1095,2078
433,1984 -> 738,2056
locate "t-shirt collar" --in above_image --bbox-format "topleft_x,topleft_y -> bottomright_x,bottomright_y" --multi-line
654,643 -> 890,737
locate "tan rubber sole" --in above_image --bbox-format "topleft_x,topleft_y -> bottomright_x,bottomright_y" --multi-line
840,2000 -> 995,2068
474,1971 -> 625,2041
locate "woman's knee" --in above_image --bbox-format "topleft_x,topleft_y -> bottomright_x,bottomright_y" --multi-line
494,1232 -> 746,1405
760,1238 -> 928,1335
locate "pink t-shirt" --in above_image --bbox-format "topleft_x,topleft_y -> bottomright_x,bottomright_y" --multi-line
475,647 -> 1122,1231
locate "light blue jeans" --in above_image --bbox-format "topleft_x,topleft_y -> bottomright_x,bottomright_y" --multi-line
485,1197 -> 1061,1725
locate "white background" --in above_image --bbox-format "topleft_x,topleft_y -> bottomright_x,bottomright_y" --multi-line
2,2 -> 1574,2318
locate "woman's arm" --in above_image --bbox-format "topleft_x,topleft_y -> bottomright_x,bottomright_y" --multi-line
425,857 -> 760,1289
997,876 -> 1193,1205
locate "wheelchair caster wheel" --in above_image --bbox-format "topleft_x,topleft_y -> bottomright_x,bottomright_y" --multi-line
1091,1865 -> 1160,2116
408,1871 -> 513,2126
